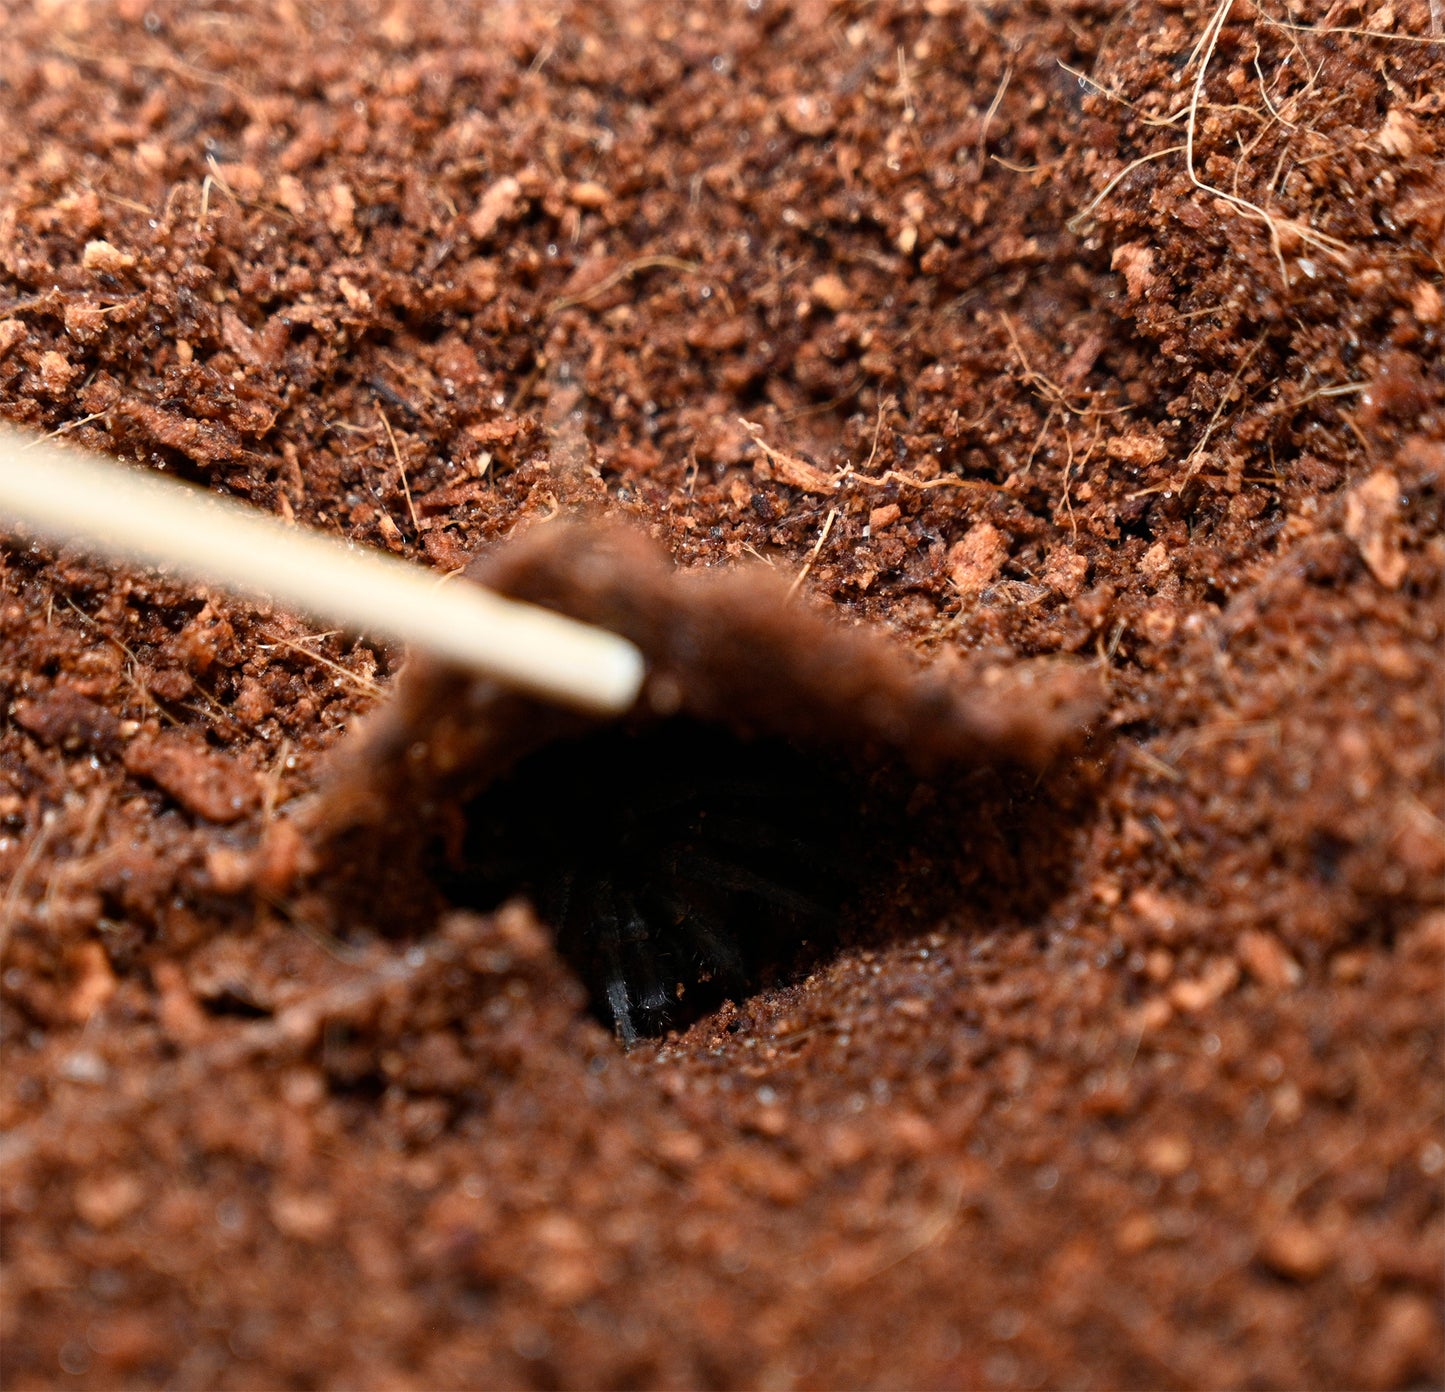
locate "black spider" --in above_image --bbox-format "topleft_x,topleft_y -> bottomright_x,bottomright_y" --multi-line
438,719 -> 872,1043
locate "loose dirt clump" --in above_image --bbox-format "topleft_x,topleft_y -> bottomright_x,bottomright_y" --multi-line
1,0 -> 1441,1388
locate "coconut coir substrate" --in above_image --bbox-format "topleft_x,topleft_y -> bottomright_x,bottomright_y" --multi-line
1,0 -> 1441,1387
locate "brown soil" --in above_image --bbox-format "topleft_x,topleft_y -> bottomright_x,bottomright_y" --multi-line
1,0 -> 1442,1388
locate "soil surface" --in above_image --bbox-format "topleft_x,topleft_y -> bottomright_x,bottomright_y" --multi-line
1,0 -> 1442,1388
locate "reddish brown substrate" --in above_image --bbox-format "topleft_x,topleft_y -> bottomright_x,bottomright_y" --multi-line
1,1 -> 1441,1388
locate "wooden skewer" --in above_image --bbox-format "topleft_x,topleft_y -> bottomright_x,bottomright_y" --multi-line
0,424 -> 645,715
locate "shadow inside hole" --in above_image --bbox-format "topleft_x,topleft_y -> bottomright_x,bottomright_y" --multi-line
432,717 -> 1097,1044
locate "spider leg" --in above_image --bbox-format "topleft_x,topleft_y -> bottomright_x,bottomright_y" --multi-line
678,912 -> 749,993
698,812 -> 853,881
673,849 -> 826,917
641,885 -> 748,992
606,975 -> 638,1047
587,879 -> 682,1042
589,882 -> 640,1046
620,894 -> 680,1033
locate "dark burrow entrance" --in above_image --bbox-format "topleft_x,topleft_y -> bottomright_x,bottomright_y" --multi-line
430,716 -> 1088,1044
434,719 -> 891,1043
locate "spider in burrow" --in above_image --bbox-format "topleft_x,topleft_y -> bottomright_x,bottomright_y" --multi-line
440,718 -> 875,1043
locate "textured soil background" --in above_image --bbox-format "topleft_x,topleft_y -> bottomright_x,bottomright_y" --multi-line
1,0 -> 1442,1387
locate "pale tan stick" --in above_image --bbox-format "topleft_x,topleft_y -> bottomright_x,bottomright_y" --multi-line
0,424 -> 645,715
